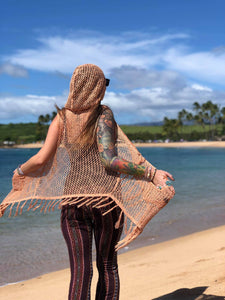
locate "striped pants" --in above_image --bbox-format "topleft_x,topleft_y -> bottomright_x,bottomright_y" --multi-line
61,202 -> 124,300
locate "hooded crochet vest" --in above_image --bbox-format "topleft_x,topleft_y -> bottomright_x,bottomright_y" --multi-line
0,64 -> 174,250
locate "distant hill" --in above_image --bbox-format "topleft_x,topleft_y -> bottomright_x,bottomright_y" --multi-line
131,121 -> 163,126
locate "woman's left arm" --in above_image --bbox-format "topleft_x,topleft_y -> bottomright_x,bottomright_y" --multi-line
14,116 -> 59,176
97,108 -> 174,186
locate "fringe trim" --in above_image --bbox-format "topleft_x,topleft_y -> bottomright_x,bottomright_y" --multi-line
115,211 -> 123,229
0,196 -> 143,252
115,226 -> 143,251
0,195 -> 118,218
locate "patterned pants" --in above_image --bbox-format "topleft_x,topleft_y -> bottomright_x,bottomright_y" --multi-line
61,202 -> 124,300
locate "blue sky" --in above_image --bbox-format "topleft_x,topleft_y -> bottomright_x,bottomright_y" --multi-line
1,0 -> 225,124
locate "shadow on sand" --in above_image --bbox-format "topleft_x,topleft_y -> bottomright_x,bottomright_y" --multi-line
152,287 -> 225,300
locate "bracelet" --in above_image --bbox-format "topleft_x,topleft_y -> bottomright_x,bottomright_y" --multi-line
151,168 -> 157,182
17,165 -> 24,175
145,166 -> 152,181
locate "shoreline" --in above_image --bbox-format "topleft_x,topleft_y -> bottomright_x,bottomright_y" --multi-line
1,225 -> 225,299
135,140 -> 225,148
1,197 -> 224,288
1,140 -> 225,149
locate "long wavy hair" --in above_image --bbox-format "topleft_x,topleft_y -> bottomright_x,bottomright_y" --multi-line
56,104 -> 107,145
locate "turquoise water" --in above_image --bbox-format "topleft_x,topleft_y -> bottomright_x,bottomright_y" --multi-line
0,147 -> 225,285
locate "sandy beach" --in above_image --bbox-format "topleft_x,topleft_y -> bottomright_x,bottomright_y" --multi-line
1,225 -> 225,300
11,140 -> 225,149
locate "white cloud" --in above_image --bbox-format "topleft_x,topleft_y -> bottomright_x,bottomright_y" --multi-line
191,84 -> 212,92
0,82 -> 224,124
2,32 -> 188,74
164,48 -> 225,85
0,63 -> 28,77
2,30 -> 225,86
0,93 -> 67,121
103,84 -> 224,124
1,30 -> 225,124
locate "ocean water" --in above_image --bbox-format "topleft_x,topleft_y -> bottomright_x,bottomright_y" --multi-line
0,147 -> 225,286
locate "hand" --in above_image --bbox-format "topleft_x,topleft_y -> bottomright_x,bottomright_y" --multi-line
152,169 -> 175,188
161,184 -> 176,201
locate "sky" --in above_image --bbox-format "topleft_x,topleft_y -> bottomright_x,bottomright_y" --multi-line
0,0 -> 225,124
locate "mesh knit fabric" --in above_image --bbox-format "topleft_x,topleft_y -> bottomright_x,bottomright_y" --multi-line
0,64 -> 174,250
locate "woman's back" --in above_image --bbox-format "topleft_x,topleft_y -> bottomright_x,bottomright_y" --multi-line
59,108 -> 119,196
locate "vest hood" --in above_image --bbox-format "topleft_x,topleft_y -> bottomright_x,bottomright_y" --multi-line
65,64 -> 106,112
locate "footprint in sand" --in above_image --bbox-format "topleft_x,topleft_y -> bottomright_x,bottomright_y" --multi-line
195,258 -> 213,263
218,247 -> 225,251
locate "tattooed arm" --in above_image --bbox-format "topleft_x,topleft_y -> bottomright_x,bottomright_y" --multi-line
96,107 -> 175,186
97,107 -> 148,179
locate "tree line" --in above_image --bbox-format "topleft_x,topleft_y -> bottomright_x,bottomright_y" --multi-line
35,112 -> 57,141
35,100 -> 225,142
1,100 -> 224,145
163,100 -> 225,141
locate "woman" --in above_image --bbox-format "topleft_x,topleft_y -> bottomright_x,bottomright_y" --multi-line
1,64 -> 175,300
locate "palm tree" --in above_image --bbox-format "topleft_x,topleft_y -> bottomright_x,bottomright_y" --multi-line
220,107 -> 225,136
221,107 -> 225,121
36,114 -> 51,141
38,115 -> 45,124
183,112 -> 193,140
202,101 -> 220,139
186,112 -> 193,122
51,111 -> 57,121
192,102 -> 208,139
163,117 -> 180,141
44,114 -> 50,123
178,109 -> 188,139
193,102 -> 201,113
178,109 -> 188,125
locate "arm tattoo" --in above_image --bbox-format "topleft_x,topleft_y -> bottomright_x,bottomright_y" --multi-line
97,108 -> 146,178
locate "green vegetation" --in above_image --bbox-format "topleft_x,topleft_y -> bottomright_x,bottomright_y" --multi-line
121,123 -> 224,142
0,123 -> 40,144
35,112 -> 56,141
121,101 -> 225,142
161,100 -> 225,141
1,101 -> 225,145
120,125 -> 163,142
0,112 -> 55,145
